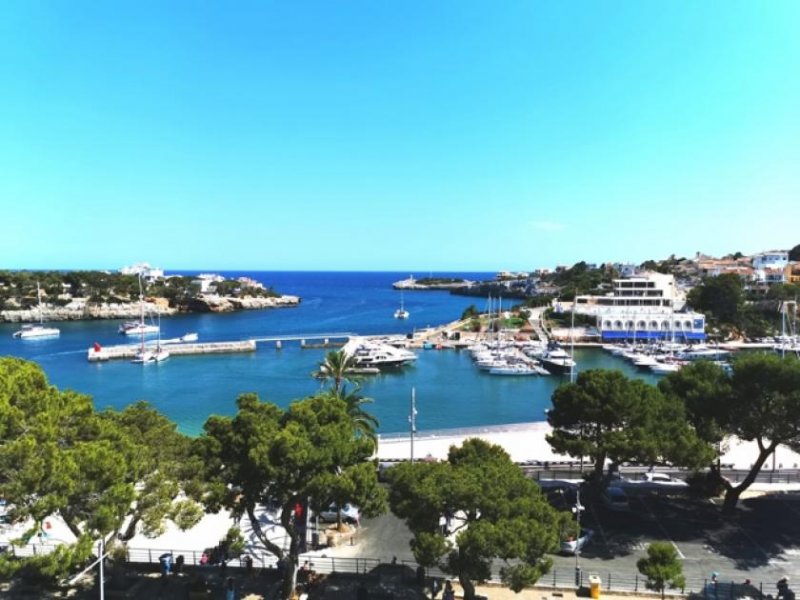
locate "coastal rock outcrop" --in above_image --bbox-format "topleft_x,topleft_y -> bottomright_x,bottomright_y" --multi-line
1,295 -> 300,322
183,294 -> 301,313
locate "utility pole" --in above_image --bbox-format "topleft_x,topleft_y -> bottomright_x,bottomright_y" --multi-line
409,387 -> 417,464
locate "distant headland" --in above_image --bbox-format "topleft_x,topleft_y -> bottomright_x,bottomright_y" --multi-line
0,263 -> 300,323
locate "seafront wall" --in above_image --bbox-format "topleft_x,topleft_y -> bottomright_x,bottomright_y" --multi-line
0,294 -> 301,322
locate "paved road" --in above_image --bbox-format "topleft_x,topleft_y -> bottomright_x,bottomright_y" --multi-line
333,491 -> 800,592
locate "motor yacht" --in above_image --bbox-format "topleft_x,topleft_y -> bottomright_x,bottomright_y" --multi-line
342,338 -> 417,369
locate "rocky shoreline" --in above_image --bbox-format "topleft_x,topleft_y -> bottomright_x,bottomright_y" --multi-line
0,294 -> 301,323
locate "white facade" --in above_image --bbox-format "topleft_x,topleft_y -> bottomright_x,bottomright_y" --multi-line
752,251 -> 789,284
193,273 -> 225,293
752,251 -> 789,271
119,262 -> 164,280
574,272 -> 705,341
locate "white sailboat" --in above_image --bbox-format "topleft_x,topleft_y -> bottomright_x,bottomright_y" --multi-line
132,277 -> 168,364
12,282 -> 60,339
394,291 -> 409,319
119,275 -> 159,336
151,312 -> 170,362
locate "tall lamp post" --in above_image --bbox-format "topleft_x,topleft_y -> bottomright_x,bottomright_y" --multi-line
67,537 -> 108,599
409,387 -> 417,464
574,487 -> 583,588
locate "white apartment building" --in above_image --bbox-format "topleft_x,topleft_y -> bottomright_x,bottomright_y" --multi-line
574,272 -> 706,341
752,251 -> 789,284
119,262 -> 164,281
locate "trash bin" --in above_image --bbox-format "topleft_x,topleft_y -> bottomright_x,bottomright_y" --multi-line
589,575 -> 601,599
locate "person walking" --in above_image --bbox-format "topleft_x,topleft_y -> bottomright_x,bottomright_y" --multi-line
225,576 -> 236,600
443,580 -> 455,600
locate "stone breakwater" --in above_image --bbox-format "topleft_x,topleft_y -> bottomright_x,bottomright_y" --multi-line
1,294 -> 301,323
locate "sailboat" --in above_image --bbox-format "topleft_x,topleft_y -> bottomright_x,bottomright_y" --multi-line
133,311 -> 169,363
119,276 -> 159,336
394,292 -> 409,319
12,282 -> 60,339
152,311 -> 170,362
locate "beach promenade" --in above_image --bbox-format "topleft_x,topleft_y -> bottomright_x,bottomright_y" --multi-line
376,421 -> 800,475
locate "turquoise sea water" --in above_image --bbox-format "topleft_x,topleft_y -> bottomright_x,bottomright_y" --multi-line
0,271 -> 654,435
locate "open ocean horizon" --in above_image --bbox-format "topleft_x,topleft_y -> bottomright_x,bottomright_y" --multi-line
0,270 -> 649,436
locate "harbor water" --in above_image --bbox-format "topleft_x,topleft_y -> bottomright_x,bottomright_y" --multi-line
0,271 -> 653,436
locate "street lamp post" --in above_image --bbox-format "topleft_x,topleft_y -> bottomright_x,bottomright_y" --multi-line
67,537 -> 108,599
409,387 -> 417,465
574,487 -> 582,588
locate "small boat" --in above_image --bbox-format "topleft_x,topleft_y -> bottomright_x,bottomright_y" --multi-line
119,322 -> 160,336
12,282 -> 60,339
394,292 -> 409,319
649,361 -> 683,375
120,275 -> 159,336
132,347 -> 170,364
488,364 -> 540,376
132,289 -> 169,364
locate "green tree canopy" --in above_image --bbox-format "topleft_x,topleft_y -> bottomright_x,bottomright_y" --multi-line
661,354 -> 800,511
687,274 -> 744,326
0,358 -> 200,581
198,392 -> 386,600
311,349 -> 359,395
461,305 -> 480,320
547,370 -> 713,483
637,541 -> 686,599
387,438 -> 568,600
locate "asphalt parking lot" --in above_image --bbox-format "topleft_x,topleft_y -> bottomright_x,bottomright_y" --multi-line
341,490 -> 800,592
550,490 -> 800,588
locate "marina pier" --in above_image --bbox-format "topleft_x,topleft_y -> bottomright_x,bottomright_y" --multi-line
87,340 -> 258,361
250,332 -> 356,349
86,333 -> 358,361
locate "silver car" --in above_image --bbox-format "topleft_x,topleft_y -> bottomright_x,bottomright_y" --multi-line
318,503 -> 360,524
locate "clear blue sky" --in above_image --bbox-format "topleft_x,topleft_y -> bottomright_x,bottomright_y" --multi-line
2,1 -> 799,271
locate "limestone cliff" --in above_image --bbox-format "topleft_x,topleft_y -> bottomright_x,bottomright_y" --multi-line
1,295 -> 300,322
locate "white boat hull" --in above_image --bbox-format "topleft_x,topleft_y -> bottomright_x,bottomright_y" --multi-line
13,325 -> 61,339
120,324 -> 160,336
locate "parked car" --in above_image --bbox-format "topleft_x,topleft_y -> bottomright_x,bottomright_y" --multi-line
317,503 -> 360,524
601,487 -> 630,511
560,528 -> 593,555
642,472 -> 687,486
546,488 -> 585,513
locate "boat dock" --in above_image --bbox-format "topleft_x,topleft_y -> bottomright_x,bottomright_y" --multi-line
250,332 -> 356,349
88,340 -> 257,362
87,333 -> 358,361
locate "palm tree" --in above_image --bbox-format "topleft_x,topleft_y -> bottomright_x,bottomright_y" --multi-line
313,350 -> 379,448
312,349 -> 358,395
339,386 -> 379,450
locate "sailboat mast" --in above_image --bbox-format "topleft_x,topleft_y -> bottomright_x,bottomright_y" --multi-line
37,282 -> 44,325
139,276 -> 145,355
569,294 -> 576,383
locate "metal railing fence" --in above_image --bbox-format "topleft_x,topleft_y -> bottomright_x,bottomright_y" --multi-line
9,542 -> 798,598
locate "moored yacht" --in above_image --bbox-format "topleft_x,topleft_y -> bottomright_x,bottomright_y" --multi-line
342,338 -> 417,369
539,343 -> 576,374
12,282 -> 60,339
